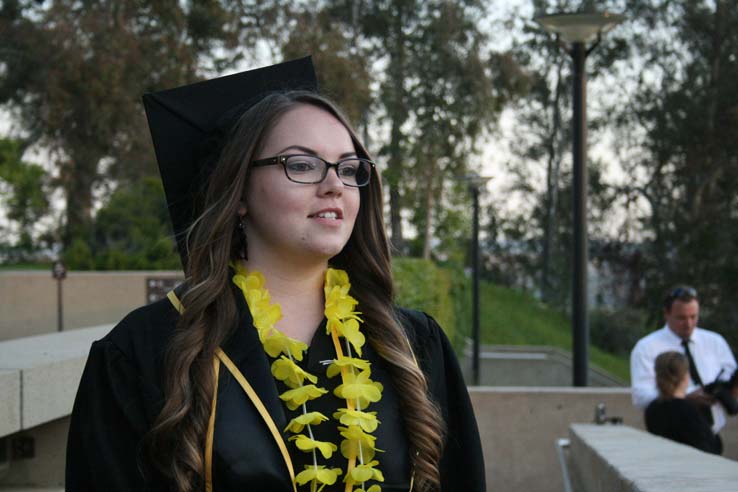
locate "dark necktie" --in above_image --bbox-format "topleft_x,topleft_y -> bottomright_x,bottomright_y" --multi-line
682,338 -> 703,386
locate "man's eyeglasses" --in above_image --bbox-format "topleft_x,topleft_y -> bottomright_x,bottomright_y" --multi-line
664,286 -> 698,309
251,154 -> 375,187
670,286 -> 698,299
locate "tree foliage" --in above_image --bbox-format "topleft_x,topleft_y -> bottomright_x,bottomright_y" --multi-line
0,137 -> 50,260
611,0 -> 738,345
0,0 -> 288,245
63,177 -> 180,270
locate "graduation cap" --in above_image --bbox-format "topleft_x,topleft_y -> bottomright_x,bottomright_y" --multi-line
142,56 -> 319,269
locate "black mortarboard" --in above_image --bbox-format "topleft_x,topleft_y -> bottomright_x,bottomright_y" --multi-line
142,56 -> 319,268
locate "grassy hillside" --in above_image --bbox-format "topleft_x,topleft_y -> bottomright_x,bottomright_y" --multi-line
472,281 -> 630,382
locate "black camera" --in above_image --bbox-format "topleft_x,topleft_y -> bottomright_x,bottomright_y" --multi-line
703,369 -> 738,415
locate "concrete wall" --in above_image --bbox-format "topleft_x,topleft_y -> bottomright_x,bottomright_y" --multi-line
468,387 -> 738,492
569,424 -> 738,492
0,271 -> 182,340
0,418 -> 68,489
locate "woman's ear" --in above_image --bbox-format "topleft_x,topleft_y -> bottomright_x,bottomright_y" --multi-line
238,202 -> 247,217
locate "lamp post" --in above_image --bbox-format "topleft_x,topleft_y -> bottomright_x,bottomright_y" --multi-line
460,173 -> 491,386
534,11 -> 624,387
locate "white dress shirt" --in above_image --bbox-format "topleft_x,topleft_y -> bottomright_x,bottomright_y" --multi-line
630,325 -> 737,432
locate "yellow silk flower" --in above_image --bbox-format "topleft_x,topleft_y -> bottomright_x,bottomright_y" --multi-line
325,268 -> 350,291
260,327 -> 307,361
325,285 -> 362,322
295,465 -> 343,491
232,269 -> 263,290
333,408 -> 380,433
284,411 -> 329,434
251,301 -> 282,331
334,370 -> 383,409
326,356 -> 371,378
354,486 -> 381,492
338,425 -> 381,462
289,434 -> 338,459
272,356 -> 318,388
327,318 -> 366,356
345,460 -> 384,485
280,384 -> 328,411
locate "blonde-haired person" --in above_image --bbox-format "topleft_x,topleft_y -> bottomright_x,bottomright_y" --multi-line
65,58 -> 485,492
645,351 -> 721,454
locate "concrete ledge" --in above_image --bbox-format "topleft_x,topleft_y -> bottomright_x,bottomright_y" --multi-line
569,424 -> 738,492
0,325 -> 112,437
0,370 -> 20,437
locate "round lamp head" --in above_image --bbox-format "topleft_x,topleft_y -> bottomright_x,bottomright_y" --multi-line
534,12 -> 625,44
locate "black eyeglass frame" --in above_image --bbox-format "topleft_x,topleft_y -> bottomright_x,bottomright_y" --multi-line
251,154 -> 375,187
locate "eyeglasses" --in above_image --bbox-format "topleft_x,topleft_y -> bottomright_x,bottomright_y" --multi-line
670,286 -> 698,299
665,286 -> 698,309
251,154 -> 375,187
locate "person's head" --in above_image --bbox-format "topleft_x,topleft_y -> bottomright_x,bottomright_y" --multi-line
654,351 -> 690,398
663,286 -> 699,340
186,90 -> 386,275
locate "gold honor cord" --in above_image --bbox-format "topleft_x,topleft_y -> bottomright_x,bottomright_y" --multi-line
166,290 -> 184,314
167,290 -> 297,492
205,356 -> 220,492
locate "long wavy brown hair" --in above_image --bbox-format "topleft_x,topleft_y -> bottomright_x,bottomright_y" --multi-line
145,91 -> 445,491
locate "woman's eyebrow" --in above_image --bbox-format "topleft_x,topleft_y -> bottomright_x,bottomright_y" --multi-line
276,145 -> 358,159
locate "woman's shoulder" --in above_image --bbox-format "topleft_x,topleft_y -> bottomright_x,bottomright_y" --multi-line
96,295 -> 180,367
392,306 -> 458,372
393,306 -> 445,346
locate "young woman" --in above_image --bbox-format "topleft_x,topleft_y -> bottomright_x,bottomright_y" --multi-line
645,351 -> 721,454
65,57 -> 485,492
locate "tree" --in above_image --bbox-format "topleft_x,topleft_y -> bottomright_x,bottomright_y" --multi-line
63,177 -> 180,270
610,0 -> 738,345
405,1 -> 503,260
0,137 -> 50,260
0,0 -> 288,247
281,4 -> 373,126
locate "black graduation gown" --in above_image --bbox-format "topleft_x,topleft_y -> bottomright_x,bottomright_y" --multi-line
65,285 -> 486,491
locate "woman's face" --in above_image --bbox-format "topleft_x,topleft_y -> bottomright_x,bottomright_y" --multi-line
244,103 -> 361,265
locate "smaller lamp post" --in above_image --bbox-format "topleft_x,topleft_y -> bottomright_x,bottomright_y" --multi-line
459,173 -> 491,386
51,260 -> 67,332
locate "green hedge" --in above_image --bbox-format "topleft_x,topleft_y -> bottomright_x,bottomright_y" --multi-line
392,259 -> 630,381
392,258 -> 468,350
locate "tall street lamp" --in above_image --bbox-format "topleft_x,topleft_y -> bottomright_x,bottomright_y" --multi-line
459,173 -> 491,386
534,11 -> 624,387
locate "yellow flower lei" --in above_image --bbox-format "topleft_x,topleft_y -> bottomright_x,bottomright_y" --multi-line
232,264 -> 384,492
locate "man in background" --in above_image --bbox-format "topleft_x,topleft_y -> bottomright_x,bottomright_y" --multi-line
630,286 -> 737,446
